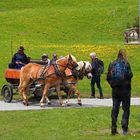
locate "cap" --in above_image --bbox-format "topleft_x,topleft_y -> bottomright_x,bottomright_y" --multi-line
42,54 -> 48,59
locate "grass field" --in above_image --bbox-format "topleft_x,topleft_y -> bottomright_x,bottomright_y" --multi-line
0,107 -> 140,140
0,0 -> 139,97
0,1 -> 140,139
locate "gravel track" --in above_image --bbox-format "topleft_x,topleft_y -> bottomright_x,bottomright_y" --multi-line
0,98 -> 140,111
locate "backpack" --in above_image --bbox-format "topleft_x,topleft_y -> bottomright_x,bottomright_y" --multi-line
110,60 -> 128,81
98,60 -> 104,74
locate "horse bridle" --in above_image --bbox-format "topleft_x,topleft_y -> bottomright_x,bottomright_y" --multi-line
53,57 -> 78,77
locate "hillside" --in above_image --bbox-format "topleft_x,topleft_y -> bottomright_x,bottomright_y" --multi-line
0,0 -> 139,96
0,0 -> 138,44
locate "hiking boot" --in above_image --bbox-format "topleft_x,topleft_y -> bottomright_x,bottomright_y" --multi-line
111,128 -> 119,135
122,129 -> 128,135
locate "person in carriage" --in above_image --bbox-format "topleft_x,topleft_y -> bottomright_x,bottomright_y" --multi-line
50,53 -> 58,65
8,46 -> 29,69
41,54 -> 50,66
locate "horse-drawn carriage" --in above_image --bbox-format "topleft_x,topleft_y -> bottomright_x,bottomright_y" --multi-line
1,55 -> 92,106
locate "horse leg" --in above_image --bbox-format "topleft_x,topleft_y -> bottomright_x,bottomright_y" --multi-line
64,86 -> 71,106
56,85 -> 64,106
45,96 -> 51,105
19,87 -> 29,106
41,86 -> 51,105
18,83 -> 29,106
72,85 -> 82,106
66,84 -> 76,106
22,87 -> 29,106
66,88 -> 71,106
76,90 -> 82,106
40,84 -> 49,107
66,94 -> 71,106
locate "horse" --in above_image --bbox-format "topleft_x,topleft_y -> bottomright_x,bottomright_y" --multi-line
18,54 -> 79,107
63,61 -> 92,106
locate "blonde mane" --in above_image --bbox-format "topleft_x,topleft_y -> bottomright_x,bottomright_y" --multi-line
65,54 -> 77,62
78,61 -> 92,71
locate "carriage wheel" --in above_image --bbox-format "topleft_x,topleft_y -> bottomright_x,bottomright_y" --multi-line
1,85 -> 13,103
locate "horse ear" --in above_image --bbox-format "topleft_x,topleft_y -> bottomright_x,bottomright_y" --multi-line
68,54 -> 72,60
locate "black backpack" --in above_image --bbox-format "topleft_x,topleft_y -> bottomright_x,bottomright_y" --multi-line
97,59 -> 104,74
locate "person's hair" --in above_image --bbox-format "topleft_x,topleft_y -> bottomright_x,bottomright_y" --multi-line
90,52 -> 96,58
19,46 -> 25,51
117,49 -> 127,61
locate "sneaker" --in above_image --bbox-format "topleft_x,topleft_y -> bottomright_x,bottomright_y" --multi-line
111,130 -> 119,135
90,95 -> 95,98
123,130 -> 128,135
99,96 -> 104,99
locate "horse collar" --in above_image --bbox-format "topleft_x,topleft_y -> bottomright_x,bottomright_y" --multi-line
53,61 -> 65,77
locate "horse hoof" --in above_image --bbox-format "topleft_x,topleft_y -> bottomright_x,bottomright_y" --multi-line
78,102 -> 82,106
66,100 -> 70,106
48,102 -> 51,105
61,103 -> 66,107
67,103 -> 71,106
40,103 -> 45,107
23,101 -> 29,106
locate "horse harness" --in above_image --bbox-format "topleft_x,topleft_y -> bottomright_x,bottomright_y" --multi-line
53,61 -> 66,77
39,61 -> 66,80
33,58 -> 78,86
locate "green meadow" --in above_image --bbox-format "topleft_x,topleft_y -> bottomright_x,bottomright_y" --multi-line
0,0 -> 139,97
0,1 -> 140,139
0,107 -> 140,140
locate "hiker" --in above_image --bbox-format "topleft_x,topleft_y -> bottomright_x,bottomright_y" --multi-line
90,52 -> 104,99
107,49 -> 133,135
8,46 -> 29,69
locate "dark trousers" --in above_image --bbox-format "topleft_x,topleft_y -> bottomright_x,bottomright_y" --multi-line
91,75 -> 103,97
111,88 -> 131,131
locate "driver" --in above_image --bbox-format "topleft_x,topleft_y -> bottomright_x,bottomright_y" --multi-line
9,46 -> 29,69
